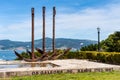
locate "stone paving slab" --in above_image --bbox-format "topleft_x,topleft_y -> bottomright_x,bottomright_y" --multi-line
0,59 -> 120,78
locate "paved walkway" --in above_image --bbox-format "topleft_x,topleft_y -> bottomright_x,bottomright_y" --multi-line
0,59 -> 120,78
48,59 -> 120,69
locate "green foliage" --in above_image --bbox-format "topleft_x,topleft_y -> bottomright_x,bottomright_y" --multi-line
81,31 -> 120,52
80,44 -> 97,51
62,51 -> 120,64
15,50 -> 120,64
101,31 -> 120,52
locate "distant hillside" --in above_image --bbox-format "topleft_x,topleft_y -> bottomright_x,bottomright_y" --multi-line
0,38 -> 97,50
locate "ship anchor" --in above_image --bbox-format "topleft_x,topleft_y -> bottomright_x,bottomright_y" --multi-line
14,7 -> 71,62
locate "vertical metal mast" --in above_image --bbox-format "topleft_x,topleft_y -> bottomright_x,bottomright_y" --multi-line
53,7 -> 56,54
31,8 -> 35,61
43,7 -> 46,54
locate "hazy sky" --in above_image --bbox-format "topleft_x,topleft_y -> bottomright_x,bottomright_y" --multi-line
0,0 -> 120,41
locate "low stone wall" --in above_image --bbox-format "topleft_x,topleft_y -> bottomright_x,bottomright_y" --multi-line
0,67 -> 119,78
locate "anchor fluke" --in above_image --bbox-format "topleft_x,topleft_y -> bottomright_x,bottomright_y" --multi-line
14,50 -> 23,60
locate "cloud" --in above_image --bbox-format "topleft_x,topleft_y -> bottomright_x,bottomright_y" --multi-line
0,2 -> 120,41
55,3 -> 120,40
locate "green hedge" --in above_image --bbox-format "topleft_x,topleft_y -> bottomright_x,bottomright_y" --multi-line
16,51 -> 120,64
63,51 -> 120,64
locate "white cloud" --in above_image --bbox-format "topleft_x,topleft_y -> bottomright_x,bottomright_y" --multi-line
0,2 -> 120,41
55,3 -> 120,40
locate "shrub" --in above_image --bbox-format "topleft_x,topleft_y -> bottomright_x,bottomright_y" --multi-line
64,51 -> 120,64
15,50 -> 120,64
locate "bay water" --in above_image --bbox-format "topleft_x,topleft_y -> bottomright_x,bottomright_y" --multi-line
0,50 -> 23,61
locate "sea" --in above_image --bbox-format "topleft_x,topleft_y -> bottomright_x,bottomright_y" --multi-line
0,50 -> 24,61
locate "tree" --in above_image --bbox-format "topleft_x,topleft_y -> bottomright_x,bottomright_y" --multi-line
80,44 -> 97,51
80,31 -> 120,52
101,31 -> 120,52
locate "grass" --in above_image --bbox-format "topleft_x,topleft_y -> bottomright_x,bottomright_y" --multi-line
7,71 -> 120,80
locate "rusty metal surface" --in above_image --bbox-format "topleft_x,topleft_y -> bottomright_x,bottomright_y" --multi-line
14,50 -> 23,60
52,7 -> 56,54
31,8 -> 35,61
42,6 -> 46,55
36,48 -> 44,54
26,49 -> 32,59
14,6 -> 72,62
14,47 -> 71,62
51,48 -> 71,60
